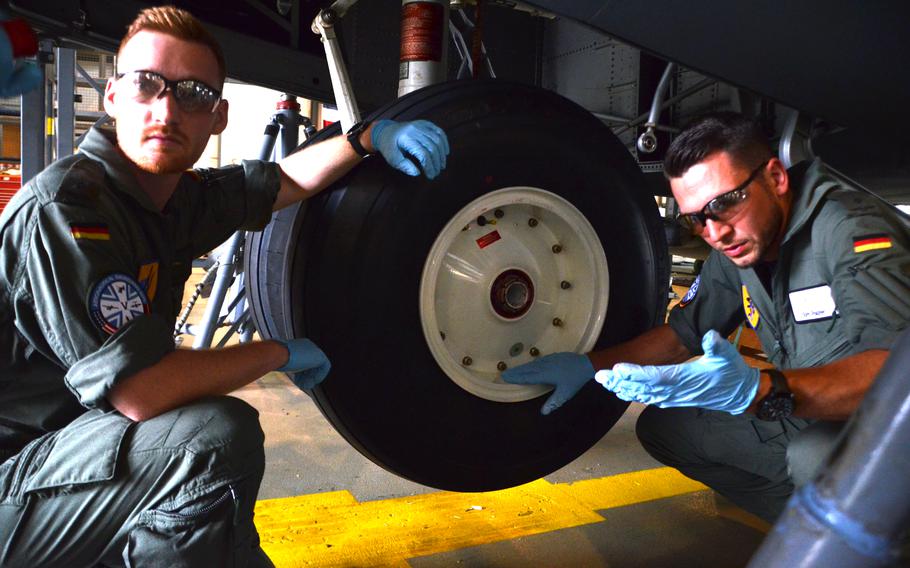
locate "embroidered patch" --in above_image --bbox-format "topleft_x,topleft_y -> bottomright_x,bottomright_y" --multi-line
70,223 -> 110,241
853,234 -> 892,253
742,284 -> 760,328
789,284 -> 837,323
678,275 -> 700,308
89,273 -> 150,335
137,261 -> 159,302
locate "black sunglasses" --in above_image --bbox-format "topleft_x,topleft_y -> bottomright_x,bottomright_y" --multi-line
676,158 -> 771,232
116,70 -> 222,114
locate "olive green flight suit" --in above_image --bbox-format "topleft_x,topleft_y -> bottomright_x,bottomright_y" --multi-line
0,127 -> 280,566
638,159 -> 910,522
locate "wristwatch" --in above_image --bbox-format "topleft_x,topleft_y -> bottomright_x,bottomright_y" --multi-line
346,120 -> 373,157
756,368 -> 795,421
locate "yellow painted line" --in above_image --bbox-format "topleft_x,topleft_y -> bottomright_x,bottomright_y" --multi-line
255,467 -> 706,567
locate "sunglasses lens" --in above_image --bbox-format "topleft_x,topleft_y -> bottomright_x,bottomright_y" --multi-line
129,72 -> 164,101
707,188 -> 748,219
173,81 -> 213,112
677,214 -> 703,233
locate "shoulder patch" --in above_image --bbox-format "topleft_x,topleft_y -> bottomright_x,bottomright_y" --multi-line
137,261 -> 159,301
742,284 -> 761,328
88,273 -> 150,335
853,234 -> 892,253
678,275 -> 700,308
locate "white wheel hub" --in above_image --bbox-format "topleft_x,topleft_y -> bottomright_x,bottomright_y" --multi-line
419,187 -> 609,402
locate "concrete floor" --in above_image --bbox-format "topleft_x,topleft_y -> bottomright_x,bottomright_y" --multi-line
185,270 -> 769,567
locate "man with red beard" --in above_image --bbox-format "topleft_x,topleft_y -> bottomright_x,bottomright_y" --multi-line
0,6 -> 447,566
504,112 -> 910,525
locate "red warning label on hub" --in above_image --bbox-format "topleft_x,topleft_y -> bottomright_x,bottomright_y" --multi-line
476,230 -> 501,249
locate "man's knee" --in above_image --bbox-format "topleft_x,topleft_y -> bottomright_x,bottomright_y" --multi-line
786,420 -> 845,487
183,396 -> 263,451
132,396 -> 265,468
635,406 -> 688,466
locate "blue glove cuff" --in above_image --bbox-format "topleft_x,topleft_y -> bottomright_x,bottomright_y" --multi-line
370,119 -> 393,149
276,338 -> 321,372
729,367 -> 761,415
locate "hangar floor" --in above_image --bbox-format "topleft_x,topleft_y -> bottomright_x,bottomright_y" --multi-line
183,270 -> 770,567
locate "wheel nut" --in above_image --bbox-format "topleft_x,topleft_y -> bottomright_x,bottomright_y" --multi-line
528,218 -> 538,227
497,361 -> 507,371
477,215 -> 487,226
462,356 -> 473,366
552,317 -> 563,327
560,280 -> 571,289
552,244 -> 562,254
494,209 -> 504,219
529,347 -> 540,357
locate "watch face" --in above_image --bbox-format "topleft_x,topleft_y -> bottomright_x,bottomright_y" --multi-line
758,394 -> 795,421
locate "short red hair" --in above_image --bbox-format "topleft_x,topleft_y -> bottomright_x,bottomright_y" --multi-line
119,5 -> 226,86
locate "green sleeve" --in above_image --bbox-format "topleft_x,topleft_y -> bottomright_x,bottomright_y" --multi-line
667,251 -> 745,354
171,160 -> 281,259
817,192 -> 910,351
25,202 -> 174,410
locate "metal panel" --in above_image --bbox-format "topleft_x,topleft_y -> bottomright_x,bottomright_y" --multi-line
540,17 -> 638,147
522,0 -> 910,138
55,47 -> 76,159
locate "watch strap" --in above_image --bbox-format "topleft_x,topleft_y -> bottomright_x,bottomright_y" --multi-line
765,368 -> 791,394
346,120 -> 372,157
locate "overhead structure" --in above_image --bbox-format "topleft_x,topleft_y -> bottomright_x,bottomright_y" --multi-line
520,0 -> 909,139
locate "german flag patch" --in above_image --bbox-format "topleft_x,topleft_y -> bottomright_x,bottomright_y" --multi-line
70,223 -> 110,241
853,234 -> 892,253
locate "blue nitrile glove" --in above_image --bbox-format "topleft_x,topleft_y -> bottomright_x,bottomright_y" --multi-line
595,330 -> 759,414
501,352 -> 596,415
371,119 -> 450,179
0,19 -> 41,97
276,338 -> 331,391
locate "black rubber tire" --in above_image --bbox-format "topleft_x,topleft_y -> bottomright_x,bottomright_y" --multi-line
245,80 -> 669,491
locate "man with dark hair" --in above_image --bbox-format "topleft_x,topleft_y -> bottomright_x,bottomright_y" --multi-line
504,111 -> 910,523
0,5 -> 448,566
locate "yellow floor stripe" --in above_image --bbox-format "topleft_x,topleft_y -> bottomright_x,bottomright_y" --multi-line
255,467 -> 706,567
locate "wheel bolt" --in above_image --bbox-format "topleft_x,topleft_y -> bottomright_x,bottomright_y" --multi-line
528,218 -> 538,227
494,209 -> 504,219
497,361 -> 507,371
560,280 -> 571,289
462,356 -> 473,366
529,347 -> 540,357
552,317 -> 563,327
552,244 -> 562,254
477,216 -> 487,227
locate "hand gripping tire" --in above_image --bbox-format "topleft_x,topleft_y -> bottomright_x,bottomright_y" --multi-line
245,80 -> 669,491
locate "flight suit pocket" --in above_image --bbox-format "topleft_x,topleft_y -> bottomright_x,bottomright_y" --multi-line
124,485 -> 244,568
751,419 -> 787,444
23,410 -> 131,495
